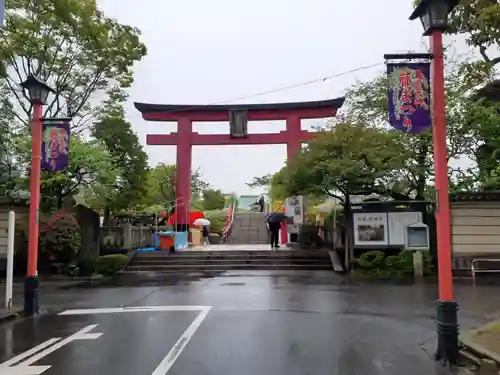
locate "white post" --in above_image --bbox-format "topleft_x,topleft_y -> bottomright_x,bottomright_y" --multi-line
413,250 -> 424,280
5,211 -> 15,311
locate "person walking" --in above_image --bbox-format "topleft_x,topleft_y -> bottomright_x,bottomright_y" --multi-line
202,225 -> 210,245
265,212 -> 286,249
268,221 -> 281,249
258,196 -> 265,212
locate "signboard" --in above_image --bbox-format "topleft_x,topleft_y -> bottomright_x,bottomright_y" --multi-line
273,200 -> 284,212
284,195 -> 304,234
41,120 -> 70,172
353,213 -> 389,246
387,63 -> 431,133
406,223 -> 430,250
387,212 -> 422,246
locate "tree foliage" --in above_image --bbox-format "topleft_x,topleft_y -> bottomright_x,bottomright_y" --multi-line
201,188 -> 226,211
449,0 -> 500,67
41,136 -> 120,212
0,0 -> 147,128
89,89 -> 148,217
141,164 -> 210,213
344,54 -> 500,195
0,0 -> 148,213
286,122 -> 409,202
246,174 -> 273,189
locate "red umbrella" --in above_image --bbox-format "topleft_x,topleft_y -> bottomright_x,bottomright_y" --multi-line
167,211 -> 205,225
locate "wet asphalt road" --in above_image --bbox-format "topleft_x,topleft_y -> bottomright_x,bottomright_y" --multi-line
1,271 -> 497,375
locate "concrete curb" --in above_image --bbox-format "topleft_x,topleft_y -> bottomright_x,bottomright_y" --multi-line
460,319 -> 500,366
0,310 -> 19,325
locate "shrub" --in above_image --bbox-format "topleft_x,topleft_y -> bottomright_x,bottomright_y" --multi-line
39,211 -> 81,264
204,210 -> 227,235
356,251 -> 386,270
352,249 -> 434,277
95,254 -> 129,277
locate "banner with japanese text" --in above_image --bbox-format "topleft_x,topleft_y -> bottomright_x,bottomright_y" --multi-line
387,63 -> 431,134
41,120 -> 71,172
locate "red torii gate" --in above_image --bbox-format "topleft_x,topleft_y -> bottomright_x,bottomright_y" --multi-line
134,98 -> 345,233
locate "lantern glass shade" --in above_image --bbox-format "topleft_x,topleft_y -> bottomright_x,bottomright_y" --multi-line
20,74 -> 54,105
28,85 -> 50,105
410,0 -> 458,35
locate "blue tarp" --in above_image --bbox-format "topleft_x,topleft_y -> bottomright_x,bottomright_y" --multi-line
174,231 -> 189,251
153,231 -> 187,251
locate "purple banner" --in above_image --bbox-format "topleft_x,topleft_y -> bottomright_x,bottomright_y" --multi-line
41,121 -> 70,172
387,63 -> 431,134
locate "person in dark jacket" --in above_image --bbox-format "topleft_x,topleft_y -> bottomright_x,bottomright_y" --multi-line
268,221 -> 281,249
265,212 -> 285,249
258,196 -> 265,212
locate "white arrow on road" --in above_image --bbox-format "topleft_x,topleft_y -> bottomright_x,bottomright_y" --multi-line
0,325 -> 103,375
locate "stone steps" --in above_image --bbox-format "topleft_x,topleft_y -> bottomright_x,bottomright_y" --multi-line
133,258 -> 328,266
227,212 -> 269,245
135,250 -> 329,258
125,263 -> 333,272
124,249 -> 333,274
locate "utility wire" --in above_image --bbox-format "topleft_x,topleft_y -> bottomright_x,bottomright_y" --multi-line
137,62 -> 385,116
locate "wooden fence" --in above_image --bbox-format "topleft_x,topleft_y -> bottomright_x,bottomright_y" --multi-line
100,224 -> 173,254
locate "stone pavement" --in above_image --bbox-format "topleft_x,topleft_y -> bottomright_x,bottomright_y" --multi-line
0,271 -> 495,375
188,244 -> 292,251
461,318 -> 500,364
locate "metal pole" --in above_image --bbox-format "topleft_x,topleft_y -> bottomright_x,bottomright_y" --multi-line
5,211 -> 15,311
430,29 -> 459,365
24,102 -> 43,316
333,200 -> 337,251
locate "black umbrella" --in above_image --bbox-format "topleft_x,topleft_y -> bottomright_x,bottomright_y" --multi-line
265,212 -> 287,223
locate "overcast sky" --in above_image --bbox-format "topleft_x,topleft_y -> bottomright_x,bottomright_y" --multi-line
96,0 -> 448,195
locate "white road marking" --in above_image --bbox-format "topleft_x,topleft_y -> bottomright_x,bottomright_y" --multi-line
151,306 -> 212,375
3,306 -> 213,374
59,306 -> 211,315
0,325 -> 103,375
1,365 -> 52,375
0,338 -> 61,367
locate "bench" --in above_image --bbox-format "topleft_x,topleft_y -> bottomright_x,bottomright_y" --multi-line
471,258 -> 500,281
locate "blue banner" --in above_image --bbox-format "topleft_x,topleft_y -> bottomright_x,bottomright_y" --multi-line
1,0 -> 4,27
41,121 -> 71,172
387,63 -> 431,134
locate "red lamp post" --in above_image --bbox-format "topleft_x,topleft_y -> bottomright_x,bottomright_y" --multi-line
409,0 -> 459,365
20,74 -> 55,316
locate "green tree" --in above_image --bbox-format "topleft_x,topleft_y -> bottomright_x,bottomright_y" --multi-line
448,0 -> 500,67
247,170 -> 289,201
40,136 -> 121,211
0,0 -> 147,128
286,121 -> 409,203
345,56 -> 497,195
0,0 -> 147,210
413,0 -> 500,67
246,174 -> 273,190
91,89 -> 149,221
142,164 -> 210,212
464,80 -> 500,189
0,84 -> 18,204
346,74 -> 433,200
201,188 -> 226,211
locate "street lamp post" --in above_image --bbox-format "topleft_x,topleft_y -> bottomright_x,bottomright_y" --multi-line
20,74 -> 55,316
409,0 -> 459,365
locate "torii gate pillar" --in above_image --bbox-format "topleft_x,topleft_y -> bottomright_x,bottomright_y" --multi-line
175,117 -> 192,231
